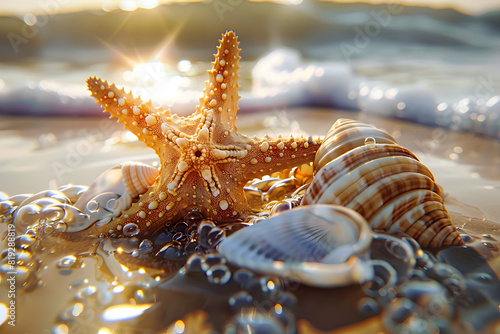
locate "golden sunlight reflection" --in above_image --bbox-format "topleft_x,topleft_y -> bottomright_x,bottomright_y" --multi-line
1,0 -> 499,16
101,303 -> 154,322
0,303 -> 7,326
174,319 -> 186,333
97,328 -> 112,334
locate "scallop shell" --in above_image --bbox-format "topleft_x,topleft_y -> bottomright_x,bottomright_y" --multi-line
218,204 -> 374,287
74,161 -> 159,217
302,119 -> 464,248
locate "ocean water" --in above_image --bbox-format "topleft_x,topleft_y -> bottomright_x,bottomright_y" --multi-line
0,1 -> 499,138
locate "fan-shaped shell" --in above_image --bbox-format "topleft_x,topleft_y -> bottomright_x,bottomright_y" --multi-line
218,204 -> 374,287
302,119 -> 463,248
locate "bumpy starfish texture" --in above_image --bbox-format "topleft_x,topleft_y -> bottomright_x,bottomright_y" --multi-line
86,31 -> 321,238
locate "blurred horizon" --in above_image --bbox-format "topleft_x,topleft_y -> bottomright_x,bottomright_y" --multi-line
1,0 -> 500,16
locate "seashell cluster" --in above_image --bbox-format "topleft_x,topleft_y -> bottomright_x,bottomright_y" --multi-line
302,119 -> 464,248
218,204 -> 374,287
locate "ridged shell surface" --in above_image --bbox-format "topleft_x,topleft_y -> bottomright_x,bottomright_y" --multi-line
74,161 -> 159,217
302,119 -> 464,248
218,204 -> 374,287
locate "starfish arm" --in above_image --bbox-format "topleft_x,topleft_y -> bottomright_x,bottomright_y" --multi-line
196,31 -> 240,136
87,77 -> 171,155
239,135 -> 324,180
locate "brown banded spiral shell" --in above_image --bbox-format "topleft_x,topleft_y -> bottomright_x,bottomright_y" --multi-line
302,119 -> 464,248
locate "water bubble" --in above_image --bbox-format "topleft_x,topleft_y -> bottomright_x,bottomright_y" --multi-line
201,252 -> 225,271
172,231 -> 187,242
416,252 -> 435,271
229,290 -> 254,311
184,253 -> 205,274
184,210 -> 204,225
276,292 -> 298,313
269,304 -> 296,332
383,297 -> 416,327
383,297 -> 440,334
86,200 -> 99,212
123,223 -> 140,237
184,240 -> 197,254
75,285 -> 97,299
358,297 -> 379,315
154,232 -> 171,246
52,222 -> 68,232
14,203 -> 43,233
138,239 -> 153,254
206,263 -> 231,285
174,221 -> 188,234
57,255 -> 77,268
156,242 -> 184,261
364,136 -> 376,146
41,204 -> 91,232
206,227 -> 225,247
225,308 -> 286,334
0,199 -> 15,216
362,260 -> 398,298
426,263 -> 465,300
96,290 -> 114,306
16,234 -> 37,249
233,268 -> 255,287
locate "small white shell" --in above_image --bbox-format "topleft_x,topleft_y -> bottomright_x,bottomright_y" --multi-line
218,204 -> 374,287
74,161 -> 159,217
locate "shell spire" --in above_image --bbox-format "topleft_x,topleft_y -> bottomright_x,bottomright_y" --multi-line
196,31 -> 241,135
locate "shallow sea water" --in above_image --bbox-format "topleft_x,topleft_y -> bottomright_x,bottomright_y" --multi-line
0,109 -> 499,333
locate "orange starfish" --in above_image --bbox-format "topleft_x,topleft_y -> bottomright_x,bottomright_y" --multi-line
85,31 -> 321,238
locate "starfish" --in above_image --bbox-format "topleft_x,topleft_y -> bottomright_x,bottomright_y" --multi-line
84,31 -> 321,238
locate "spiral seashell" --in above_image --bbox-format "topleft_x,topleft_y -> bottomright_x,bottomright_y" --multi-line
302,119 -> 464,248
74,161 -> 159,218
218,204 -> 374,287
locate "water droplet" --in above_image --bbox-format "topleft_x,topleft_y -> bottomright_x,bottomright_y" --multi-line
358,297 -> 379,315
123,223 -> 140,237
75,285 -> 97,299
185,253 -> 205,274
138,239 -> 153,254
276,292 -> 298,313
201,252 -> 225,271
362,260 -> 397,297
206,263 -> 231,285
364,136 -> 376,146
233,268 -> 255,287
156,242 -> 184,261
16,234 -> 36,249
269,304 -> 296,332
57,255 -> 77,268
225,308 -> 286,333
52,222 -> 68,233
0,200 -> 15,216
184,210 -> 204,225
229,291 -> 253,311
